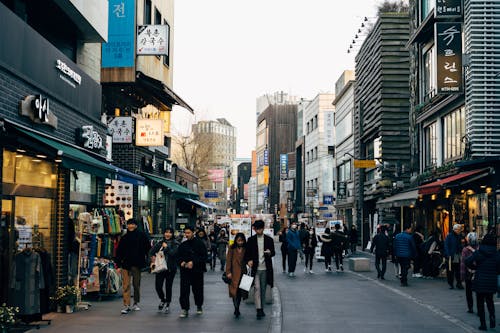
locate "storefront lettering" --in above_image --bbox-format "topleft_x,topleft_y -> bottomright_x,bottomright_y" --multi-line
55,59 -> 82,87
32,94 -> 50,123
19,95 -> 58,128
80,125 -> 103,150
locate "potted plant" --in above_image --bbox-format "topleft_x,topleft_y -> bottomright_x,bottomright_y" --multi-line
0,303 -> 19,333
52,286 -> 79,313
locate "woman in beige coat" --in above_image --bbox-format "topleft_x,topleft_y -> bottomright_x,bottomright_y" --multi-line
225,233 -> 247,318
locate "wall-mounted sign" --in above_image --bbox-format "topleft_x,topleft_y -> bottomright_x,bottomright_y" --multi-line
323,195 -> 334,205
324,111 -> 335,146
163,160 -> 172,173
338,181 -> 347,198
306,188 -> 317,197
208,169 -> 224,182
263,166 -> 269,185
19,95 -> 58,128
135,119 -> 164,146
137,25 -> 169,55
264,149 -> 269,166
435,0 -> 462,18
436,22 -> 463,94
354,159 -> 376,168
280,154 -> 288,179
204,191 -> 219,199
105,180 -> 133,219
102,0 -> 135,67
55,59 -> 82,87
284,179 -> 294,192
78,125 -> 104,151
109,117 -> 133,143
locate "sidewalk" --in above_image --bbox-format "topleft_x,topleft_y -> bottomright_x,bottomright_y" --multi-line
28,267 -> 278,333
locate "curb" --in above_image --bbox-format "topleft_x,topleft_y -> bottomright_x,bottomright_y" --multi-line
269,285 -> 282,333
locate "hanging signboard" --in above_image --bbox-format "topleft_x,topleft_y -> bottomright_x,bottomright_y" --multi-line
137,25 -> 169,55
135,119 -> 164,146
436,22 -> 463,94
353,159 -> 376,168
324,111 -> 335,146
280,154 -> 288,179
109,117 -> 133,143
102,0 -> 135,67
435,0 -> 462,18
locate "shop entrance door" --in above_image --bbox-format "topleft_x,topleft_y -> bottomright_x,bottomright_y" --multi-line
0,199 -> 13,303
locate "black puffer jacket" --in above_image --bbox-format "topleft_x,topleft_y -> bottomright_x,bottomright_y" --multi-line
150,238 -> 179,272
115,229 -> 150,269
465,245 -> 500,293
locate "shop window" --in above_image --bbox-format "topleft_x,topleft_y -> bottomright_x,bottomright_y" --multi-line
424,122 -> 438,167
70,171 -> 96,194
421,44 -> 436,103
139,185 -> 152,202
444,107 -> 465,161
3,150 -> 56,188
469,193 -> 489,239
14,197 -> 53,253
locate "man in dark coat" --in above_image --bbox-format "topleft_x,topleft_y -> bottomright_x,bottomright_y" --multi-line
370,226 -> 390,279
115,218 -> 151,314
244,219 -> 275,319
465,233 -> 500,330
331,224 -> 347,272
393,224 -> 417,287
444,224 -> 464,289
177,225 -> 208,318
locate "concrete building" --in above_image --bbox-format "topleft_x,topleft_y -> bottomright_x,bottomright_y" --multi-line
333,70 -> 356,228
256,91 -> 299,117
303,93 -> 336,222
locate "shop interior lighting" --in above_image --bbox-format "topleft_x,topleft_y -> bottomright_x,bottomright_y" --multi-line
466,189 -> 474,195
55,159 -> 62,163
31,159 -> 42,163
480,185 -> 486,189
15,154 -> 23,158
431,194 -> 437,200
445,189 -> 451,198
36,154 -> 47,159
486,187 -> 492,194
16,149 -> 26,153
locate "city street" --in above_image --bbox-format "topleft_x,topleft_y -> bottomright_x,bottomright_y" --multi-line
26,249 -> 498,333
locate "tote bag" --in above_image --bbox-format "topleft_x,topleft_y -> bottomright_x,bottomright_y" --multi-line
152,250 -> 168,274
239,269 -> 254,292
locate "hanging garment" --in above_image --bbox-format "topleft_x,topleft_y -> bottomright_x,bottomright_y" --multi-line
10,250 -> 45,315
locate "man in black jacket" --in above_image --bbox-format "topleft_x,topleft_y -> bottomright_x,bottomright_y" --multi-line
370,225 -> 391,279
177,225 -> 208,318
244,219 -> 275,319
115,218 -> 151,314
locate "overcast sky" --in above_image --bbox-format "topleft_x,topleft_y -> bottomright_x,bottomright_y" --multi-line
171,0 -> 386,158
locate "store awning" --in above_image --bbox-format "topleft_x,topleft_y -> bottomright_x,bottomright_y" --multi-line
142,173 -> 199,199
182,198 -> 212,210
376,189 -> 419,208
16,127 -> 116,179
418,168 -> 491,196
112,166 -> 145,186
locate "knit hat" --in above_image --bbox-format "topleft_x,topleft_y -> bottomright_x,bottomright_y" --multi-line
453,224 -> 462,231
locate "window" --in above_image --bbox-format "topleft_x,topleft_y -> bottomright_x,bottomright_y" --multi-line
314,147 -> 318,160
314,115 -> 318,129
144,0 -> 152,24
154,8 -> 161,24
335,111 -> 353,144
444,107 -> 465,160
162,20 -> 170,66
424,122 -> 437,167
337,161 -> 352,182
421,0 -> 435,22
307,151 -> 310,163
422,44 -> 436,102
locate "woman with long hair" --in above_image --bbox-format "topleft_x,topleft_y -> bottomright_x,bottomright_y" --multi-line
303,227 -> 318,274
225,232 -> 248,318
278,227 -> 288,274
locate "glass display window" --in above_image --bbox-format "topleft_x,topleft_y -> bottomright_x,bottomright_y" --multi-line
70,171 -> 96,195
468,193 -> 489,239
14,197 -> 53,252
3,150 -> 57,188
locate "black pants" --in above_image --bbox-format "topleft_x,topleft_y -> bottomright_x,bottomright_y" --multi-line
413,253 -> 423,274
304,249 -> 314,270
477,292 -> 495,327
334,248 -> 343,269
375,255 -> 387,278
281,248 -> 288,272
398,257 -> 411,285
211,250 -> 217,270
465,279 -> 473,311
324,254 -> 332,269
447,261 -> 461,287
288,249 -> 298,273
179,270 -> 204,311
155,270 -> 176,303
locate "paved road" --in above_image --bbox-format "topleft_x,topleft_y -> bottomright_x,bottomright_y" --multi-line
27,249 -> 499,333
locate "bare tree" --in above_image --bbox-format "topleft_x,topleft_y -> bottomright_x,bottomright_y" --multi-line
378,0 -> 409,14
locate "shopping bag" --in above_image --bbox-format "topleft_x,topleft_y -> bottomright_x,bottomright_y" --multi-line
151,250 -> 168,273
91,211 -> 104,234
239,271 -> 254,292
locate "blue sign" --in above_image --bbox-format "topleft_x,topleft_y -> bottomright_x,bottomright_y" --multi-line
323,195 -> 334,205
102,0 -> 135,68
204,191 -> 219,198
264,150 -> 269,166
323,213 -> 333,218
280,154 -> 288,179
264,187 -> 268,198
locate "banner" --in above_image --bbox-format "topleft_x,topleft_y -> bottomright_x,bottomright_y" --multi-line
102,0 -> 135,68
280,154 -> 288,179
436,22 -> 463,94
435,0 -> 462,18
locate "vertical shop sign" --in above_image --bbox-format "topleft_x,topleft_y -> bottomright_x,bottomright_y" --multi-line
102,0 -> 135,68
435,0 -> 462,18
436,22 -> 463,94
324,111 -> 335,146
263,149 -> 269,166
280,154 -> 288,179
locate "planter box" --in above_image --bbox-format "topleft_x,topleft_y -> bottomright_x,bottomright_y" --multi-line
348,258 -> 370,272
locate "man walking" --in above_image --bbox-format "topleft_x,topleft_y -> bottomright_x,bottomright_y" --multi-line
286,222 -> 301,277
393,224 -> 416,287
116,218 -> 151,314
331,224 -> 347,272
245,219 -> 275,319
370,225 -> 390,279
177,226 -> 208,318
444,224 -> 464,289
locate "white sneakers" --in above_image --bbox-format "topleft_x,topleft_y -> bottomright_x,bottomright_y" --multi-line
131,303 -> 140,311
309,270 -> 315,274
412,273 -> 423,278
121,306 -> 131,314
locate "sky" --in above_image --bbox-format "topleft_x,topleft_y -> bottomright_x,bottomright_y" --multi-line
171,0 -> 386,158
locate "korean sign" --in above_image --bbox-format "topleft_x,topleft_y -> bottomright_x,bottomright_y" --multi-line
324,111 -> 335,146
135,119 -> 164,146
108,117 -> 133,143
435,0 -> 462,18
102,0 -> 135,68
137,25 -> 169,55
280,154 -> 288,179
436,23 -> 463,94
264,149 -> 269,166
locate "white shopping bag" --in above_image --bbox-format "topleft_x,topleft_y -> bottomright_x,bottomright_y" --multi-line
239,270 -> 254,292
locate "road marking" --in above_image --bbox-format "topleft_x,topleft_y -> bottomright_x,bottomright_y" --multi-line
269,286 -> 282,333
347,270 -> 477,333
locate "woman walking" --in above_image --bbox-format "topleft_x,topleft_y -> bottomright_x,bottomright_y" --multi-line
465,233 -> 500,330
217,229 -> 229,271
278,227 -> 288,274
149,228 -> 179,313
320,228 -> 333,272
302,227 -> 318,273
461,232 -> 478,314
225,233 -> 247,318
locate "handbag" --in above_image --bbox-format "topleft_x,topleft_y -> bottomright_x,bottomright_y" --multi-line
239,267 -> 254,292
91,210 -> 104,235
151,250 -> 168,274
222,272 -> 231,284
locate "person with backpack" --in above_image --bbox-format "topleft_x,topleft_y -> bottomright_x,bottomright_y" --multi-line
461,232 -> 478,314
320,228 -> 334,272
